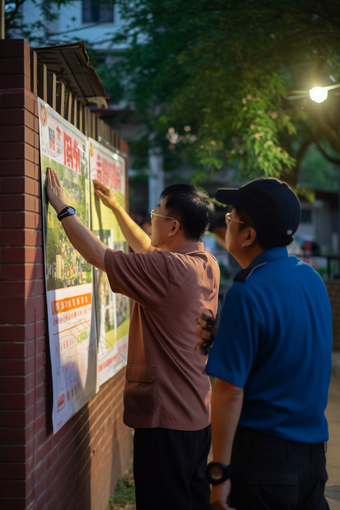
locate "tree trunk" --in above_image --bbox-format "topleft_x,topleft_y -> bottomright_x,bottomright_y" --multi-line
284,138 -> 313,187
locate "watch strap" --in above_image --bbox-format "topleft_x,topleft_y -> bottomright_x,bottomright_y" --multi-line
205,462 -> 231,485
57,206 -> 77,221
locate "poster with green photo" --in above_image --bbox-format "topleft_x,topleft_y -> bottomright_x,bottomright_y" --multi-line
88,138 -> 130,387
38,99 -> 98,433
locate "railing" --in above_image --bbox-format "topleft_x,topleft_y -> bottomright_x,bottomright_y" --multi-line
289,254 -> 340,280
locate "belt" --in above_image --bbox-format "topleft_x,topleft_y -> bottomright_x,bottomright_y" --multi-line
234,427 -> 326,456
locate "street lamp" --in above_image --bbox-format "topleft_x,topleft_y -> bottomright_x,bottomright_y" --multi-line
288,82 -> 340,102
309,87 -> 328,103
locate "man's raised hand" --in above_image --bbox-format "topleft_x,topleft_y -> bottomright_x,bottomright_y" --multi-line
93,180 -> 120,211
46,167 -> 67,214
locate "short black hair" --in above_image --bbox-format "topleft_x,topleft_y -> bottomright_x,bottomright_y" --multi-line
208,207 -> 229,232
235,207 -> 292,250
161,184 -> 215,241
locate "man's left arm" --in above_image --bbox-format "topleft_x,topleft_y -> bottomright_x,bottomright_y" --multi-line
206,288 -> 256,509
210,378 -> 243,510
46,168 -> 107,271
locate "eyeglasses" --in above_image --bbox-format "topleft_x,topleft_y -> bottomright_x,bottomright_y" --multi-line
225,212 -> 244,226
150,209 -> 181,229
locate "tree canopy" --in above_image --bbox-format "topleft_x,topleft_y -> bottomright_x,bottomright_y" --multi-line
110,0 -> 340,185
7,0 -> 340,186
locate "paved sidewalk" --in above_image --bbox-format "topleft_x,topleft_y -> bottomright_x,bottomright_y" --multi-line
325,373 -> 340,509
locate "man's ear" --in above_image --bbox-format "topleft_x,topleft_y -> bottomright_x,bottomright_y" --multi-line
241,227 -> 257,248
167,221 -> 181,237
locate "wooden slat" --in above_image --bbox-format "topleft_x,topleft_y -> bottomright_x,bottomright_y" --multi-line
67,90 -> 73,123
85,107 -> 90,137
83,107 -> 87,137
47,72 -> 57,110
79,103 -> 83,133
89,111 -> 93,138
74,98 -> 78,129
56,82 -> 65,118
30,50 -> 37,95
0,0 -> 5,40
37,64 -> 47,102
84,106 -> 90,136
92,113 -> 96,140
87,107 -> 91,137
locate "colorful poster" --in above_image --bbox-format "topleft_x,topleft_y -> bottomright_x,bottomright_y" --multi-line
38,99 -> 98,433
88,138 -> 130,387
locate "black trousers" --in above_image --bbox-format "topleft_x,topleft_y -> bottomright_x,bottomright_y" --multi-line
229,427 -> 330,510
133,426 -> 212,510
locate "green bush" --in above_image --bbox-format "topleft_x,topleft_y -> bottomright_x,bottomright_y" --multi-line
109,474 -> 135,506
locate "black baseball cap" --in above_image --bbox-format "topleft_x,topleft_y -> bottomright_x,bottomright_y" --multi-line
215,177 -> 300,238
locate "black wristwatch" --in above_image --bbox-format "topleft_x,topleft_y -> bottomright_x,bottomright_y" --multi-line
205,462 -> 231,485
57,206 -> 77,221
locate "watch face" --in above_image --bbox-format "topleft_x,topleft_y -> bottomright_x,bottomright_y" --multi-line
209,465 -> 223,481
58,206 -> 77,221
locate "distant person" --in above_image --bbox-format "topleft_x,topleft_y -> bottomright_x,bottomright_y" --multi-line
138,215 -> 151,236
46,168 -> 219,510
208,207 -> 241,279
208,207 -> 229,250
197,178 -> 332,510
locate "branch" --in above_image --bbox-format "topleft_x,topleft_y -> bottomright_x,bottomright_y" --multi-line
285,138 -> 313,187
306,8 -> 340,31
312,138 -> 340,165
5,0 -> 27,28
303,121 -> 340,164
250,27 -> 331,63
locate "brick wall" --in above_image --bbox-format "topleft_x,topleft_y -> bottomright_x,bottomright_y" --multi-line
0,39 -> 132,510
325,281 -> 340,351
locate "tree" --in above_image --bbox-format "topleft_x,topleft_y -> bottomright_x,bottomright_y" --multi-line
5,0 -> 72,44
110,0 -> 340,185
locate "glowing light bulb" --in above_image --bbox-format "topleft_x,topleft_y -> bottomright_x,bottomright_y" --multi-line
309,87 -> 328,103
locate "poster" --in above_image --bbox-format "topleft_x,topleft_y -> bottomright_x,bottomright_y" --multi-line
38,99 -> 98,433
88,138 -> 130,387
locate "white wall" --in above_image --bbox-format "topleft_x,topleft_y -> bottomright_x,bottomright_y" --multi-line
21,0 -> 127,49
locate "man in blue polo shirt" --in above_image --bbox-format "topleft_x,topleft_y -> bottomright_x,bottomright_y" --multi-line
198,178 -> 332,510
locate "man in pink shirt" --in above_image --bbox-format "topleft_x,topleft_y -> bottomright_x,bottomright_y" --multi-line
46,169 -> 220,510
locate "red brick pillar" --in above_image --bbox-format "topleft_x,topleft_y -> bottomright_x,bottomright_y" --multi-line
0,39 -> 132,510
0,39 -> 45,510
